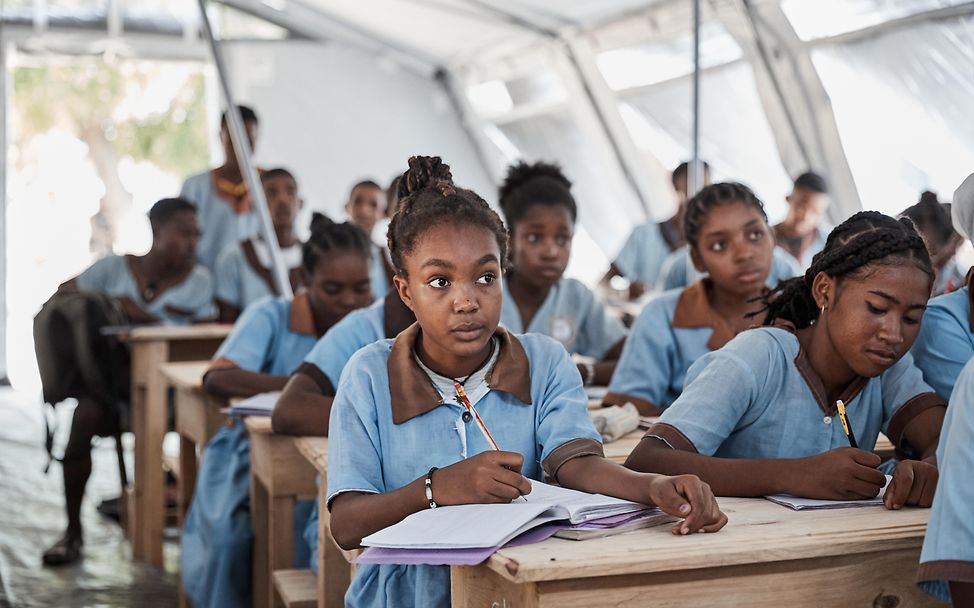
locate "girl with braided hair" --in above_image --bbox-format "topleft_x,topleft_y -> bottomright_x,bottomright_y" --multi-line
181,217 -> 374,608
603,182 -> 776,415
326,155 -> 726,608
627,210 -> 946,509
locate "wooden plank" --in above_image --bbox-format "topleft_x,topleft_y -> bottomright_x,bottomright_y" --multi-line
252,475 -> 271,608
273,570 -> 317,608
161,360 -> 209,390
126,323 -> 232,342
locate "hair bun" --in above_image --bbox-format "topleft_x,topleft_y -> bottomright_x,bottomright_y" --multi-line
499,161 -> 570,206
309,211 -> 334,234
398,156 -> 455,200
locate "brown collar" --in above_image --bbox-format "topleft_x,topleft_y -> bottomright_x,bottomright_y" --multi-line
382,289 -> 416,339
966,266 -> 974,332
387,324 -> 533,424
671,280 -> 737,350
773,320 -> 869,415
289,292 -> 322,338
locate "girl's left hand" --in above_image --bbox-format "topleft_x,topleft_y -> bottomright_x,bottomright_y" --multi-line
647,474 -> 728,535
884,460 -> 938,510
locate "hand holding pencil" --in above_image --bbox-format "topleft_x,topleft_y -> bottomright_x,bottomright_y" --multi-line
426,451 -> 533,506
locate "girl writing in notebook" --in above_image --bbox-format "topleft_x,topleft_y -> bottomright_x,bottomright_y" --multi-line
497,161 -> 627,386
326,156 -> 726,608
627,211 -> 945,508
603,182 -> 776,414
181,218 -> 373,608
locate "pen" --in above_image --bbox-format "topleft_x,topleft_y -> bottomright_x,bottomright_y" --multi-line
454,382 -> 528,501
836,399 -> 858,449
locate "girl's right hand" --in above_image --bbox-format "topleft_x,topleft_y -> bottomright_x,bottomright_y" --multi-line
793,447 -> 886,499
429,451 -> 533,506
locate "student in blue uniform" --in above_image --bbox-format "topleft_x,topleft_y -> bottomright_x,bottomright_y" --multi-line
326,156 -> 727,608
917,358 -> 974,606
497,161 -> 627,386
180,105 -> 261,272
627,211 -> 946,507
901,191 -> 965,296
603,183 -> 776,415
181,220 -> 374,608
912,174 -> 974,400
657,236 -> 802,292
214,168 -> 308,322
345,179 -> 394,301
773,171 -> 832,270
41,198 -> 213,565
604,161 -> 711,298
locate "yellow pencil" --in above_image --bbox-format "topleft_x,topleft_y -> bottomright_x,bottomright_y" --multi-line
836,400 -> 858,449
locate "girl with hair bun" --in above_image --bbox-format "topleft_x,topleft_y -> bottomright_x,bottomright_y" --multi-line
326,155 -> 726,608
628,210 -> 946,511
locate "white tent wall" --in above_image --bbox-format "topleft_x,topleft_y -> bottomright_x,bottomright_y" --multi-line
220,39 -> 495,223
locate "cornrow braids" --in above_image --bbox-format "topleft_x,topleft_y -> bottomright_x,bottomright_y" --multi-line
388,155 -> 508,277
756,210 -> 934,329
683,182 -> 768,248
497,161 -> 577,229
302,214 -> 372,273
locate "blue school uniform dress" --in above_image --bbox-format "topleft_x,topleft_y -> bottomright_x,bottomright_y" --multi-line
180,170 -> 260,272
612,219 -> 682,288
296,291 -> 415,572
181,292 -> 323,608
326,325 -> 604,608
917,358 -> 974,602
911,276 -> 974,401
75,254 -> 215,324
645,325 -> 945,460
657,245 -> 802,292
500,277 -> 626,360
214,238 -> 304,314
604,280 -> 736,413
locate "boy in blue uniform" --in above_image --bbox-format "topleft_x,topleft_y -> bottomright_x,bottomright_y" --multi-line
345,179 -> 394,301
773,171 -> 832,270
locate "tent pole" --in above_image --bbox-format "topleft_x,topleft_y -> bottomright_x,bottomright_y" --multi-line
0,41 -> 9,384
196,0 -> 291,298
689,0 -> 702,198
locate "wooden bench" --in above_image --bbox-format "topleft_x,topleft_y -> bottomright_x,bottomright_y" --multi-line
451,496 -> 937,607
246,417 -> 318,608
272,570 -> 317,608
119,323 -> 231,566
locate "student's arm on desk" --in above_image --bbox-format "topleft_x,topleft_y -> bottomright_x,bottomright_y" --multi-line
203,368 -> 289,400
272,372 -> 332,436
884,405 -> 945,510
556,454 -> 726,534
625,437 -> 888,501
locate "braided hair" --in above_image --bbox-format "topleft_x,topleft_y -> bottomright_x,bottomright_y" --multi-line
758,211 -> 934,329
302,212 -> 372,273
387,156 -> 508,276
683,182 -> 768,249
497,161 -> 577,230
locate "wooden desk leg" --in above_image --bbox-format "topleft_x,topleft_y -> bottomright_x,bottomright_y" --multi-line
268,496 -> 294,608
131,341 -> 169,566
317,487 -> 349,608
177,435 -> 197,527
252,476 -> 270,608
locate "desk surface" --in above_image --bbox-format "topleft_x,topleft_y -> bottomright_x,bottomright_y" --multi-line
159,360 -> 209,389
122,323 -> 232,342
294,437 -> 329,473
479,496 -> 928,584
244,416 -> 273,435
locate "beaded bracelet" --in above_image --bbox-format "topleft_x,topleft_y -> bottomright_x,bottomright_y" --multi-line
425,466 -> 439,509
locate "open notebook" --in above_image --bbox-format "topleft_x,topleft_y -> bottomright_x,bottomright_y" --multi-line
221,391 -> 280,417
361,480 -> 647,550
765,475 -> 892,510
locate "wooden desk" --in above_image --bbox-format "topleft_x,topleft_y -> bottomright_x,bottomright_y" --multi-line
294,437 -> 362,608
451,497 -> 937,607
160,361 -> 227,527
122,323 -> 231,567
247,417 -> 318,608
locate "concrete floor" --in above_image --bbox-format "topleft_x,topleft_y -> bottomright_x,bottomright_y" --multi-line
0,389 -> 179,607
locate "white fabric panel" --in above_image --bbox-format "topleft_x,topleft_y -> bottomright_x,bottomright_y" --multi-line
222,40 -> 495,222
811,15 -> 974,216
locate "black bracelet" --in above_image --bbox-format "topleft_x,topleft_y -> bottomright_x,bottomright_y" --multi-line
425,467 -> 439,509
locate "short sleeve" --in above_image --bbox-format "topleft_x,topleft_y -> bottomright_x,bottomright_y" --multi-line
879,351 -> 946,452
325,351 -> 386,507
605,295 -> 676,411
912,298 -> 974,401
573,282 -> 626,360
75,256 -> 119,292
214,244 -> 244,308
534,340 -> 603,481
917,360 -> 974,601
302,312 -> 378,395
212,297 -> 279,372
648,332 -> 773,455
